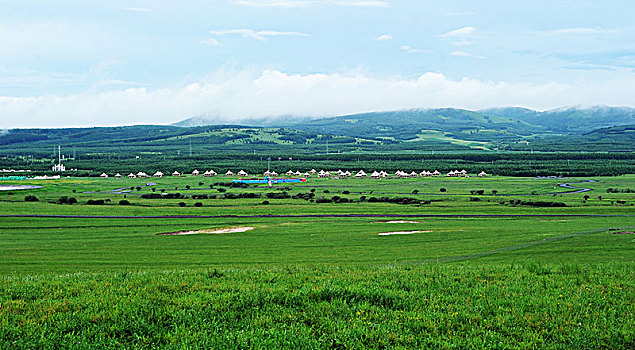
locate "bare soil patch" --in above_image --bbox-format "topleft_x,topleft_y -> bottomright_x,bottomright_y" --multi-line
158,227 -> 254,236
378,230 -> 432,236
609,231 -> 634,235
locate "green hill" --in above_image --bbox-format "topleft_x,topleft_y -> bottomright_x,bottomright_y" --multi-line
1,106 -> 634,158
284,108 -> 544,145
481,106 -> 635,133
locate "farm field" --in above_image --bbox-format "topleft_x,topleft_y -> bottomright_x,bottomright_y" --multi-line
0,174 -> 633,348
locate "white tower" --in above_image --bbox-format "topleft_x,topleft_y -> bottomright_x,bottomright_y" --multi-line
52,145 -> 66,172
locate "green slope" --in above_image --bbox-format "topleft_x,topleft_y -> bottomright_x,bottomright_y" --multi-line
284,108 -> 544,144
481,106 -> 635,133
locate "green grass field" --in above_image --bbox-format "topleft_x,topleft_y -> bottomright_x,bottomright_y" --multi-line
0,174 -> 633,348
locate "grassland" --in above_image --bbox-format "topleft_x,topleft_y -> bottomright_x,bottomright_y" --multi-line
0,174 -> 633,348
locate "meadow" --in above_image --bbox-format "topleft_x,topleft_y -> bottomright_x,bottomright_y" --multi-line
0,174 -> 633,348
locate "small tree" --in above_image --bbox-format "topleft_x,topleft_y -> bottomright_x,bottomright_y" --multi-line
119,200 -> 131,205
178,202 -> 186,207
194,202 -> 203,207
440,188 -> 447,193
24,195 -> 39,202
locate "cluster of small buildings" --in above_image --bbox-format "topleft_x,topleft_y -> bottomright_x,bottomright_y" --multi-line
99,168 -> 489,179
99,169 -> 232,179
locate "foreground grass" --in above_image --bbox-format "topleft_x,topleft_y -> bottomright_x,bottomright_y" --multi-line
1,263 -> 632,349
1,175 -> 633,348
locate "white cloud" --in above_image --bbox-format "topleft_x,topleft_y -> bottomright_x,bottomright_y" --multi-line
233,0 -> 390,8
440,26 -> 476,38
210,29 -> 309,41
400,45 -> 425,53
3,69 -> 635,128
544,27 -> 618,35
201,38 -> 221,46
451,51 -> 486,59
375,34 -> 393,41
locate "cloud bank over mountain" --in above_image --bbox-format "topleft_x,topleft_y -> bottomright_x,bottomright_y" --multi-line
2,68 -> 635,128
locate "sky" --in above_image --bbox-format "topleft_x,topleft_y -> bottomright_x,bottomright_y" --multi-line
1,0 -> 635,128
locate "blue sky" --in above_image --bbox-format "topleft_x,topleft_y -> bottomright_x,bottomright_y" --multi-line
1,0 -> 634,127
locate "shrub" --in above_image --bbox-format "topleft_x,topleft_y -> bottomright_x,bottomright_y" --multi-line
119,200 -> 131,205
217,188 -> 226,193
194,202 -> 203,207
342,190 -> 350,195
265,192 -> 290,199
59,196 -> 78,204
86,199 -> 105,205
261,200 -> 270,205
178,202 -> 186,207
469,197 -> 481,202
440,188 -> 447,192
412,190 -> 419,194
315,197 -> 332,203
24,195 -> 39,202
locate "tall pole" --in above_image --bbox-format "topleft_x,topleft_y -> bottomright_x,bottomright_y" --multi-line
58,145 -> 61,165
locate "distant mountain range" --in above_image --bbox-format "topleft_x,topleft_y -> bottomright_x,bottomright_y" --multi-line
479,106 -> 635,133
1,106 -> 633,155
175,106 -> 635,137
